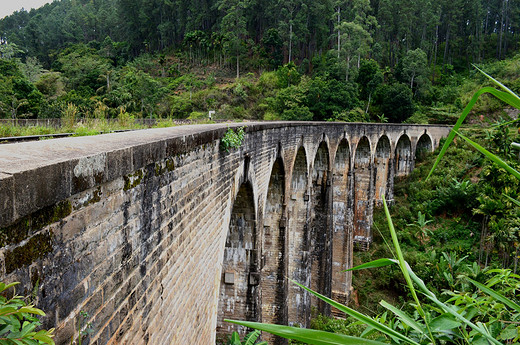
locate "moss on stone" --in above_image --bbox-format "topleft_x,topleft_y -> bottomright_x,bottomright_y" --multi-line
123,169 -> 144,191
4,232 -> 53,274
0,200 -> 71,248
154,158 -> 176,177
90,187 -> 102,204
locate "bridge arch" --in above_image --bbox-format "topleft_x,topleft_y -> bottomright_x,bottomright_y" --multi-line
331,138 -> 352,306
310,141 -> 332,315
374,135 -> 391,205
260,156 -> 287,342
353,136 -> 372,247
287,145 -> 310,326
416,132 -> 434,162
395,133 -> 413,178
217,177 -> 258,340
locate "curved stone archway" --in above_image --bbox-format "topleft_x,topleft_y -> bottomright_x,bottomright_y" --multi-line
216,181 -> 258,340
331,139 -> 352,307
310,141 -> 332,315
395,134 -> 412,178
416,132 -> 433,162
353,136 -> 372,248
287,146 -> 310,327
374,135 -> 391,206
260,157 -> 286,344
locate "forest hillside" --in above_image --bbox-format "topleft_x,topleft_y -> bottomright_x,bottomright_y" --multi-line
0,0 -> 519,124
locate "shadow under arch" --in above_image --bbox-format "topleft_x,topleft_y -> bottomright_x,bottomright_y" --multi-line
310,141 -> 332,316
416,132 -> 433,162
353,136 -> 372,248
260,157 -> 287,344
374,135 -> 391,206
216,180 -> 258,341
395,134 -> 412,178
287,146 -> 310,327
331,138 -> 352,309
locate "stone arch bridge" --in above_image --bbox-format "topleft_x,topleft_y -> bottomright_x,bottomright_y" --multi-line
0,122 -> 449,344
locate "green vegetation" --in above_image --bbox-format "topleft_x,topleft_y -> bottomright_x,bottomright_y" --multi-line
0,0 -> 518,125
227,330 -> 267,345
0,282 -> 55,344
220,127 -> 246,152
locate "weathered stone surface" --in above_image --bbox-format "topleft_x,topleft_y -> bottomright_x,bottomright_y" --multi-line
0,122 -> 450,345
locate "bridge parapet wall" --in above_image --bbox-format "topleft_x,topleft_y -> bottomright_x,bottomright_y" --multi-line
0,122 -> 450,344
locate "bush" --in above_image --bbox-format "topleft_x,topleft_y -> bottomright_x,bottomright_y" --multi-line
376,83 -> 415,123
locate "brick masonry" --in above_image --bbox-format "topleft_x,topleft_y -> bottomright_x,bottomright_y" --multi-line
0,122 -> 450,344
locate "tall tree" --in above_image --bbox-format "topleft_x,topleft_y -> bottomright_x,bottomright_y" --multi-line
218,0 -> 248,79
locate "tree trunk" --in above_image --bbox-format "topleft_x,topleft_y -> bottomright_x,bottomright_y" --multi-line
337,7 -> 341,59
289,22 -> 293,63
365,93 -> 371,114
443,24 -> 450,69
345,55 -> 350,81
432,24 -> 438,82
498,0 -> 505,59
236,52 -> 240,79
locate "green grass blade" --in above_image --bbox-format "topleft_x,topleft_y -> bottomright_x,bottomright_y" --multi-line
344,258 -> 395,272
382,195 -> 425,318
473,64 -> 520,102
455,130 -> 520,179
504,194 -> 520,207
468,278 -> 520,313
224,320 -> 389,345
392,260 -> 504,345
512,142 -> 520,150
427,86 -> 520,180
290,280 -> 421,345
379,300 -> 428,336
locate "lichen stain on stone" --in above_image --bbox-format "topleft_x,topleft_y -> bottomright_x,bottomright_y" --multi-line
73,154 -> 106,179
0,201 -> 71,248
4,231 -> 53,274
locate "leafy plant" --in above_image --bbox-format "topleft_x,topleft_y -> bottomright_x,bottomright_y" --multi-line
227,330 -> 267,345
220,126 -> 245,152
71,311 -> 93,345
0,282 -> 55,345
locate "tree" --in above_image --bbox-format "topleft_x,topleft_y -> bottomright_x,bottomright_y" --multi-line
401,48 -> 428,94
57,44 -> 111,93
377,83 -> 414,123
218,0 -> 248,79
356,59 -> 383,113
277,0 -> 309,63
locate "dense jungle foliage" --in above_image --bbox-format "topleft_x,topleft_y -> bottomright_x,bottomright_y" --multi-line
0,0 -> 519,123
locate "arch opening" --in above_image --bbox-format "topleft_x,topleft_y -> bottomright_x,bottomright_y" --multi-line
395,134 -> 412,178
353,136 -> 372,249
261,157 -> 287,343
216,182 -> 258,340
287,147 -> 310,327
310,142 -> 332,316
416,133 -> 433,162
331,139 -> 352,309
374,135 -> 391,206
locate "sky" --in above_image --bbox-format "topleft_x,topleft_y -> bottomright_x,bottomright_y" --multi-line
0,0 -> 53,19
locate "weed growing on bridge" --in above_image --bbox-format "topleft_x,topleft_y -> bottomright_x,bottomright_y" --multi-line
220,126 -> 245,152
225,70 -> 520,343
